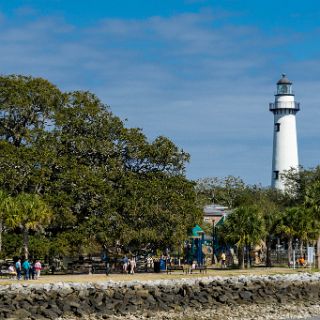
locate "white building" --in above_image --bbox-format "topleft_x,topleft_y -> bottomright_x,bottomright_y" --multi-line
203,204 -> 230,226
270,74 -> 300,190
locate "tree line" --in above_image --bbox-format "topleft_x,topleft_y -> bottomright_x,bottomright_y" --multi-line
196,169 -> 320,269
0,75 -> 202,260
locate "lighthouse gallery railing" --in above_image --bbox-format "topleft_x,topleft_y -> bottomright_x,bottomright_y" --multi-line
269,102 -> 300,111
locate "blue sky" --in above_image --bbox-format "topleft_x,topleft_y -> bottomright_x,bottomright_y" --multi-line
1,0 -> 320,186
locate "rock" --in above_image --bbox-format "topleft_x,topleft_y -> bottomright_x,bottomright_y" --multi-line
3,270 -> 320,319
0,307 -> 13,318
113,292 -> 123,300
128,295 -> 144,306
136,289 -> 150,299
146,294 -> 156,304
30,315 -> 48,320
68,300 -> 81,309
239,291 -> 253,301
94,292 -> 105,304
73,307 -> 88,317
40,308 -> 59,320
47,304 -> 63,316
276,294 -> 288,304
58,288 -> 74,297
161,293 -> 175,303
179,288 -> 187,297
217,294 -> 229,303
11,308 -> 32,319
142,310 -> 154,318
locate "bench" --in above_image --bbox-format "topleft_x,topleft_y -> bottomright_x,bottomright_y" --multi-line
91,264 -> 110,275
0,270 -> 16,279
166,265 -> 184,274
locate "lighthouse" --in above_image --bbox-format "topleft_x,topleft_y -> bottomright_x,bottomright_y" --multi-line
270,74 -> 300,190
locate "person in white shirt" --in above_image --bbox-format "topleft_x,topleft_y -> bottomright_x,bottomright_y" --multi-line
8,265 -> 16,279
129,257 -> 136,274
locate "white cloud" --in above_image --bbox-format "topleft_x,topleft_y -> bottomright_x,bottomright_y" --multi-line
0,10 -> 319,185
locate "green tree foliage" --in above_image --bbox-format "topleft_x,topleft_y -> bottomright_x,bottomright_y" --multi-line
281,168 -> 320,267
0,75 -> 64,147
0,190 -> 12,254
197,169 -> 320,269
304,180 -> 320,217
5,193 -> 52,259
282,166 -> 320,206
219,205 -> 266,269
1,233 -> 23,258
276,207 -> 299,263
0,75 -> 200,257
303,180 -> 320,267
249,188 -> 282,267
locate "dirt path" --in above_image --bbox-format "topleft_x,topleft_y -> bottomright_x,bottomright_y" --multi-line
0,267 -> 305,286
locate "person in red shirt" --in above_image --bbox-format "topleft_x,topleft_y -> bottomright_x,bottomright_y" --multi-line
34,260 -> 42,279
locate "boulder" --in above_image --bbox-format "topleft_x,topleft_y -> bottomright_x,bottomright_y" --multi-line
11,308 -> 32,319
239,291 -> 253,301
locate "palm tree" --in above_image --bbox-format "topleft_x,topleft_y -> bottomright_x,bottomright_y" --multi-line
304,181 -> 320,268
222,205 -> 266,269
262,206 -> 281,267
5,193 -> 52,259
276,207 -> 301,265
0,190 -> 12,254
295,207 -> 316,257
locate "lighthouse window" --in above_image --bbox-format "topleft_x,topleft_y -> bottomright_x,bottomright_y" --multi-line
277,84 -> 292,94
275,123 -> 280,132
274,171 -> 279,180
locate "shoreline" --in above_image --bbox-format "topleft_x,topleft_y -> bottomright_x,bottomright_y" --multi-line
2,270 -> 320,319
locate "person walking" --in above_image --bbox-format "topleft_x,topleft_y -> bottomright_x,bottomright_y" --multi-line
34,260 -> 42,279
129,257 -> 136,275
22,259 -> 31,280
30,261 -> 36,280
15,259 -> 22,280
122,256 -> 129,274
103,254 -> 110,276
221,252 -> 226,269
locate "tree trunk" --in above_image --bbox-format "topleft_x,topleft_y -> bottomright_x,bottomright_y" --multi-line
317,236 -> 320,269
299,240 -> 304,258
246,243 -> 251,269
211,222 -> 216,264
0,219 -> 2,253
288,237 -> 293,266
23,228 -> 29,259
238,246 -> 245,269
266,236 -> 272,267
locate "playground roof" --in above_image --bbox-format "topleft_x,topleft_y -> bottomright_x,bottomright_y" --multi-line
190,224 -> 204,238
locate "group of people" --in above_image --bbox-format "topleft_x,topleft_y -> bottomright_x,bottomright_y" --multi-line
122,256 -> 136,274
10,259 -> 42,280
287,256 -> 308,268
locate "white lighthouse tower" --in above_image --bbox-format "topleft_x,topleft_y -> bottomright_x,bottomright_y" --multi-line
270,74 -> 300,190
